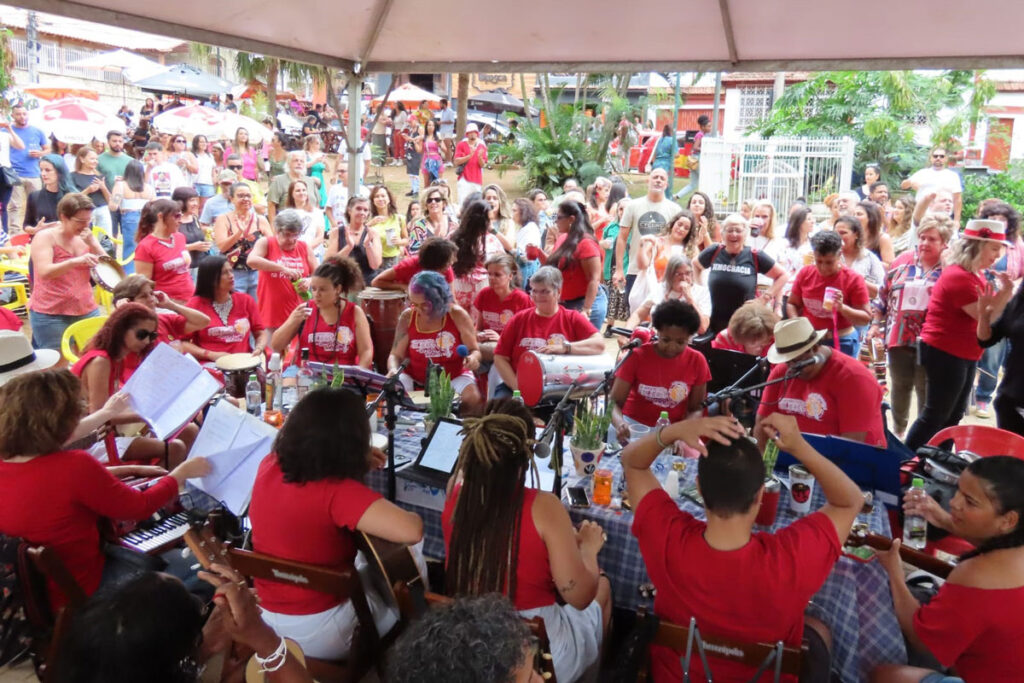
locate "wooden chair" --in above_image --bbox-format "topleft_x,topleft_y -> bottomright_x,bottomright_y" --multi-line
393,583 -> 558,682
635,608 -> 806,683
185,524 -> 386,683
59,315 -> 108,364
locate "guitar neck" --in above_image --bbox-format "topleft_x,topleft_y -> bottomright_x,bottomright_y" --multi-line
858,533 -> 955,579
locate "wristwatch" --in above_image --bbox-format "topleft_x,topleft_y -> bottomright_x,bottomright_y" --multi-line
563,340 -> 571,354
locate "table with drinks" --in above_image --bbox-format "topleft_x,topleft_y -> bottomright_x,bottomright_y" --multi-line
367,415 -> 908,683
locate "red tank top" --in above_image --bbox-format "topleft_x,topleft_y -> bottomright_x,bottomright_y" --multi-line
256,237 -> 311,328
71,349 -> 118,396
405,310 -> 464,385
442,486 -> 556,610
299,301 -> 359,366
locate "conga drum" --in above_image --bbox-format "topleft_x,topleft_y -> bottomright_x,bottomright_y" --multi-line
215,353 -> 265,400
358,287 -> 407,373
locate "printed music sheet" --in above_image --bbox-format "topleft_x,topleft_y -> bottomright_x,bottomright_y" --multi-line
122,343 -> 221,440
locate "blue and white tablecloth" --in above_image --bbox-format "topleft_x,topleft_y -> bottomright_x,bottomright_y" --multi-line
367,418 -> 907,682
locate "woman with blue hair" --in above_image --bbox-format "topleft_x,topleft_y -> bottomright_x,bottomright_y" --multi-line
23,153 -> 77,234
387,270 -> 484,416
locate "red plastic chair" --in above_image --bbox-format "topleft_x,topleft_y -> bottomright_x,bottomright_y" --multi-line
9,233 -> 31,247
926,425 -> 1024,460
920,425 -> 1024,557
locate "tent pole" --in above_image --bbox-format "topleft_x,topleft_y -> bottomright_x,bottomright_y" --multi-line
711,72 -> 722,137
347,74 -> 363,197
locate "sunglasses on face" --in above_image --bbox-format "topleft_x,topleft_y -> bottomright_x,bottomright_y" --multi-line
426,197 -> 444,204
174,138 -> 186,143
228,165 -> 243,170
134,329 -> 159,342
932,154 -> 945,159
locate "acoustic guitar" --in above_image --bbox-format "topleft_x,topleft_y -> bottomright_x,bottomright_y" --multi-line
356,531 -> 425,609
845,524 -> 955,579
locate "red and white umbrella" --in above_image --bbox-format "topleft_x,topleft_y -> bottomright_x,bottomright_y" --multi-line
152,104 -> 226,138
28,98 -> 125,145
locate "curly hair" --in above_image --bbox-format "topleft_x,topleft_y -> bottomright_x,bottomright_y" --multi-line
0,369 -> 83,457
418,238 -> 458,272
451,200 -> 489,277
273,388 -> 370,484
386,595 -> 531,683
665,208 -> 699,252
409,270 -> 451,318
687,191 -> 717,232
314,255 -> 363,293
84,302 -> 158,360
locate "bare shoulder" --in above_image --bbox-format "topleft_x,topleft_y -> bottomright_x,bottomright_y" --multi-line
947,550 -> 1024,589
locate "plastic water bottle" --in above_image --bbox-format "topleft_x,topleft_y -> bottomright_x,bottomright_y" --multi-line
296,348 -> 313,400
245,374 -> 261,417
511,390 -> 524,404
655,411 -> 672,456
266,353 -> 283,412
903,478 -> 928,550
664,469 -> 680,499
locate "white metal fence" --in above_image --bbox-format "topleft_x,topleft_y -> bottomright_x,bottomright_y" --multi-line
699,137 -> 855,214
10,37 -> 123,83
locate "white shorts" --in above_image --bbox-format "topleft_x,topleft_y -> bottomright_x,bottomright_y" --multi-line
439,132 -> 455,140
88,436 -> 135,464
398,370 -> 476,396
520,600 -> 604,683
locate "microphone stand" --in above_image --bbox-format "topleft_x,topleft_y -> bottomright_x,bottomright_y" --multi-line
586,344 -> 638,403
702,363 -> 811,413
370,362 -> 409,502
538,379 -> 579,497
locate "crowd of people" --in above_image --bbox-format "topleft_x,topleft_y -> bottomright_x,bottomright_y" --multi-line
1,91 -> 1023,683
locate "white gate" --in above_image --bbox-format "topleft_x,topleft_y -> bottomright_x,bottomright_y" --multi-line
699,137 -> 855,215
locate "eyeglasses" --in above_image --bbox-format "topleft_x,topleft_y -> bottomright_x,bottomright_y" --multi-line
134,329 -> 159,343
228,165 -> 243,170
531,288 -> 555,296
174,138 -> 186,143
426,197 -> 444,204
70,215 -> 93,225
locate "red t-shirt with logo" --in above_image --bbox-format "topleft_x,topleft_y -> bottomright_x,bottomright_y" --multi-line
299,301 -> 359,366
758,350 -> 885,446
186,292 -> 265,354
552,234 -> 604,301
615,344 -> 711,425
392,256 -> 454,284
405,310 -> 468,385
474,287 -> 532,334
256,237 -> 312,328
633,489 -> 840,683
135,232 -> 194,301
494,307 -> 597,371
787,265 -> 869,332
920,264 -> 986,361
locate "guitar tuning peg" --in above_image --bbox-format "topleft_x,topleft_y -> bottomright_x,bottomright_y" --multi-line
180,547 -> 192,559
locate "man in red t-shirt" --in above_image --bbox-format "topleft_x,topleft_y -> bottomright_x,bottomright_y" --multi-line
370,237 -> 457,290
622,413 -> 863,682
756,317 -> 885,447
453,124 -> 487,205
787,230 -> 870,358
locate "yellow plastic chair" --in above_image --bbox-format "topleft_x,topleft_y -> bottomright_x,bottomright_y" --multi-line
94,285 -> 114,314
0,261 -> 30,313
60,315 -> 108,364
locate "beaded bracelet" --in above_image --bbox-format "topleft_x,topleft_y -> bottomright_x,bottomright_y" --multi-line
655,425 -> 669,450
254,637 -> 288,673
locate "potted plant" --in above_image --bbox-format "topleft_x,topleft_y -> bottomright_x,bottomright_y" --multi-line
424,368 -> 455,434
569,398 -> 612,476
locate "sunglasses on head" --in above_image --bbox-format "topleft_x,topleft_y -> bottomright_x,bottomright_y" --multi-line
134,329 -> 159,343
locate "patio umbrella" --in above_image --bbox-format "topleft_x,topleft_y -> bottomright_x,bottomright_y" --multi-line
28,98 -> 125,145
219,111 -> 274,146
152,104 -> 226,138
68,48 -> 166,102
23,86 -> 99,101
467,89 -> 532,115
371,83 -> 441,111
132,64 -> 236,100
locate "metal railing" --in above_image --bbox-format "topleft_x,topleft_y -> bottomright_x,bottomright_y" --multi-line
700,137 -> 855,214
10,37 -> 123,83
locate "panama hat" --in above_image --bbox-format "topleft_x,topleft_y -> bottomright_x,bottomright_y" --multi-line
0,330 -> 60,386
962,219 -> 1010,245
766,318 -> 827,365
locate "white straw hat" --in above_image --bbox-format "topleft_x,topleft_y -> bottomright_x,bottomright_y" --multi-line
0,330 -> 61,386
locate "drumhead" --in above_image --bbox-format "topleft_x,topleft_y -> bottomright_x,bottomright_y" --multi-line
92,257 -> 125,291
215,353 -> 262,372
359,287 -> 407,301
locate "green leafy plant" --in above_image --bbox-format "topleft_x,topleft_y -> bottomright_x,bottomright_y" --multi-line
571,398 -> 613,451
330,361 -> 345,389
427,369 -> 455,422
962,162 -> 1024,225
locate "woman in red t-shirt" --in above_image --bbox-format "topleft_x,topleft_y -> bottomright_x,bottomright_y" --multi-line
611,299 -> 711,440
248,388 -> 423,660
547,200 -> 606,329
906,220 -> 1009,451
442,401 -> 611,683
473,254 -> 532,364
134,198 -> 195,303
387,270 -> 484,416
185,255 -> 268,361
0,369 -> 210,608
270,255 -> 373,368
72,303 -> 197,465
247,209 -> 317,331
874,456 -> 1024,683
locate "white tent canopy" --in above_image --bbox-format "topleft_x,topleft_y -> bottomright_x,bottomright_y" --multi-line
17,0 -> 1024,73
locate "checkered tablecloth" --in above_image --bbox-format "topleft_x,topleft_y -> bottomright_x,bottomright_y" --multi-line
368,420 -> 907,682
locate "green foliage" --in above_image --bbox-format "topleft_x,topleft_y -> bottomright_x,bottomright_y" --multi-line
240,92 -> 267,120
0,28 -> 14,103
962,163 -> 1024,225
571,398 -> 612,450
751,71 -> 993,185
427,370 -> 455,422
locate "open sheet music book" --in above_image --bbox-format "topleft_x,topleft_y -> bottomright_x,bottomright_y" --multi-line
122,342 -> 221,440
188,399 -> 278,515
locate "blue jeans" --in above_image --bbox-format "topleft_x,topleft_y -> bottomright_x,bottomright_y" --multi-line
974,337 -> 1006,404
562,285 -> 608,330
30,308 -> 100,351
120,209 -> 141,274
838,331 -> 860,358
920,674 -> 963,683
674,167 -> 700,201
233,268 -> 259,301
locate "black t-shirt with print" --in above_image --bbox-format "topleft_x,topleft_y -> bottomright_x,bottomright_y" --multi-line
698,245 -> 775,332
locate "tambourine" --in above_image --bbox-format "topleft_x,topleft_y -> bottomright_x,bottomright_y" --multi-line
91,256 -> 126,292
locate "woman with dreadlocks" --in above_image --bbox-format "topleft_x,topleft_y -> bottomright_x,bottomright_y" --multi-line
872,456 -> 1024,682
441,398 -> 612,683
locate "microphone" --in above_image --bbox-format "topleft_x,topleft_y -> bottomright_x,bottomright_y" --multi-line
621,336 -> 645,351
786,353 -> 823,374
605,325 -> 635,338
382,358 -> 410,395
456,344 -> 469,357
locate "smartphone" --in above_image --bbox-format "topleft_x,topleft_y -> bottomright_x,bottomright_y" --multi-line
567,486 -> 590,508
